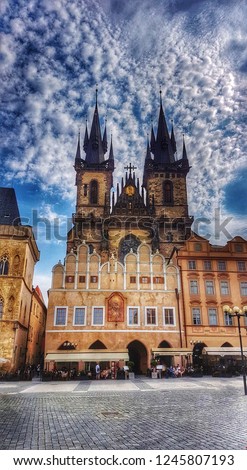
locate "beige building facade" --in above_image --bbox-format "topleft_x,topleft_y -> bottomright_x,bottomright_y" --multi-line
45,94 -> 193,375
45,94 -> 247,376
0,188 -> 46,373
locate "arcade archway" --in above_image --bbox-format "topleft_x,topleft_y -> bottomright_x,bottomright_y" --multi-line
127,340 -> 147,374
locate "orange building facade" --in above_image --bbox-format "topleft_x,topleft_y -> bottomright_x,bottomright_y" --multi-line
172,233 -> 247,371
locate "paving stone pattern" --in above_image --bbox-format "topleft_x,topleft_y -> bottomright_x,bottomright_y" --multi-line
0,377 -> 246,450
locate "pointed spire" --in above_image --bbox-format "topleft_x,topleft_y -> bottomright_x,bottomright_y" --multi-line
74,131 -> 81,168
153,90 -> 175,165
182,134 -> 188,160
102,118 -> 108,154
117,182 -> 120,199
121,177 -> 124,190
145,136 -> 152,162
83,120 -> 89,152
84,87 -> 105,164
109,134 -> 114,161
150,124 -> 156,154
170,120 -> 177,155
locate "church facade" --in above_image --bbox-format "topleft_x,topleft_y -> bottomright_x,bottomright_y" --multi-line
45,92 -> 247,376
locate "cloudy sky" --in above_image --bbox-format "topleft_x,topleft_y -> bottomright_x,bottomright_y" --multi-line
1,0 -> 247,302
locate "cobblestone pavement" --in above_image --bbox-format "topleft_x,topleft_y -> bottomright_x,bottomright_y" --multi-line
0,376 -> 246,450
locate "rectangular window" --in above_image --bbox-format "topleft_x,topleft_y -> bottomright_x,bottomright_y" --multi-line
192,307 -> 201,325
73,307 -> 86,326
190,280 -> 199,294
237,261 -> 246,272
163,308 -> 175,326
79,275 -> 86,283
140,276 -> 150,284
90,276 -> 98,283
218,261 -> 226,271
188,260 -> 196,270
54,307 -> 67,326
145,307 -> 157,325
130,276 -> 136,283
224,312 -> 233,326
92,307 -> 104,325
205,280 -> 215,295
65,276 -> 74,283
208,308 -> 217,325
220,281 -> 229,295
153,277 -> 164,284
240,282 -> 247,296
204,260 -> 212,271
128,307 -> 139,326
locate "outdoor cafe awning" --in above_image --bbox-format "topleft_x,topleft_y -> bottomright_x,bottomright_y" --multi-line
152,348 -> 192,357
45,349 -> 129,362
203,347 -> 247,357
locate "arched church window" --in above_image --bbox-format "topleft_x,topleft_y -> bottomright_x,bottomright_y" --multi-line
90,180 -> 98,204
0,255 -> 9,275
163,180 -> 173,204
0,298 -> 3,320
119,235 -> 141,264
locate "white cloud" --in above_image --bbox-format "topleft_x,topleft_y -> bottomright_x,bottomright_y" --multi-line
0,0 -> 246,248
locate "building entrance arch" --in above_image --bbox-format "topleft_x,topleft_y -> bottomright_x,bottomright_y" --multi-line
127,340 -> 147,375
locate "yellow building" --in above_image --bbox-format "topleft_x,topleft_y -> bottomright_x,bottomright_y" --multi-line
45,93 -> 193,375
0,188 -> 46,373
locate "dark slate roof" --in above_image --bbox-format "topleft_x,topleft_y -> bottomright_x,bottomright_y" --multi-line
0,188 -> 21,225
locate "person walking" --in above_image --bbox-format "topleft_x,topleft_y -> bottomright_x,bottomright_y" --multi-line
95,363 -> 100,380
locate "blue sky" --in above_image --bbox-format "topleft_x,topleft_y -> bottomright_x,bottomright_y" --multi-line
0,0 -> 247,303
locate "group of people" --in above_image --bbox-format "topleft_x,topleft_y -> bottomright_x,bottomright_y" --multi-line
166,364 -> 185,378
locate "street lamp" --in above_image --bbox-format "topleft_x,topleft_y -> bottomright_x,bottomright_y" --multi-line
223,305 -> 247,396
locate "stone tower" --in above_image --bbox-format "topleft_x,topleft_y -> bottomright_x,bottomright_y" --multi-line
143,92 -> 193,255
68,90 -> 114,254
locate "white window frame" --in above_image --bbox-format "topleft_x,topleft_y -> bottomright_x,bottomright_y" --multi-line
73,306 -> 87,326
204,260 -> 212,271
54,306 -> 68,326
220,280 -> 229,295
188,260 -> 196,270
240,282 -> 247,296
127,306 -> 140,326
163,307 -> 176,326
145,307 -> 158,326
205,280 -> 215,295
92,306 -> 105,326
218,261 -> 226,271
208,308 -> 218,326
190,280 -> 199,294
224,312 -> 233,326
192,307 -> 201,325
237,261 -> 246,272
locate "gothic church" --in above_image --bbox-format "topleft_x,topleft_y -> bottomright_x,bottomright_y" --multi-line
45,91 -> 194,374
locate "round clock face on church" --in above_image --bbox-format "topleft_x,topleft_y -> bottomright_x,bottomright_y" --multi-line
125,185 -> 135,196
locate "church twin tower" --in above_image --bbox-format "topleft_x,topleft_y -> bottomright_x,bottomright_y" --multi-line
70,91 -> 193,259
